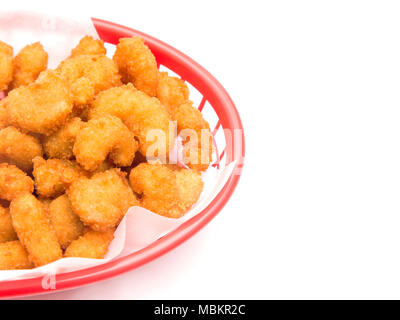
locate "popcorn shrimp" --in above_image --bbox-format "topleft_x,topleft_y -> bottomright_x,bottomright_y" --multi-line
0,241 -> 33,270
0,100 -> 7,129
10,193 -> 62,267
70,36 -> 106,57
0,164 -> 34,201
0,126 -> 43,172
73,115 -> 138,171
68,169 -> 138,231
0,205 -> 17,243
113,37 -> 158,96
0,41 -> 13,91
156,72 -> 189,115
64,229 -> 114,259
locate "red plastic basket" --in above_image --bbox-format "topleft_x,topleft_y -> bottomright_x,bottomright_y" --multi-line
0,18 -> 245,299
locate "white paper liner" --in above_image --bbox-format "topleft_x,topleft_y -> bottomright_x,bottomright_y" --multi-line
0,12 -> 234,281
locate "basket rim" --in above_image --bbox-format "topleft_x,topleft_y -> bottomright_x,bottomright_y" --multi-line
0,17 -> 245,299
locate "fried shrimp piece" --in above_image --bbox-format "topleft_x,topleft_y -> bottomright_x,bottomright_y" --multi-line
0,126 -> 43,172
68,169 -> 138,231
89,85 -> 171,159
0,41 -> 13,91
70,36 -> 106,57
0,241 -> 33,270
42,117 -> 84,159
10,42 -> 48,89
0,100 -> 8,129
0,164 -> 34,201
10,193 -> 62,267
74,115 -> 138,171
49,195 -> 84,249
6,70 -> 73,136
57,54 -> 121,106
129,163 -> 203,218
0,205 -> 17,243
32,157 -> 87,198
156,72 -> 189,115
113,37 -> 158,96
64,229 -> 114,259
175,101 -> 213,171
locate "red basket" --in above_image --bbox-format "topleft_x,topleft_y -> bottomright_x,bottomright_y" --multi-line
0,18 -> 245,299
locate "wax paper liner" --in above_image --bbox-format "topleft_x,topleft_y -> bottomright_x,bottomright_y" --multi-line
0,12 -> 234,281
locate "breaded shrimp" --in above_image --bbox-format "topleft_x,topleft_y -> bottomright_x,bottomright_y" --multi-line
0,205 -> 17,243
113,37 -> 159,96
10,193 -> 62,267
0,240 -> 33,270
32,157 -> 87,198
70,36 -> 106,57
0,100 -> 7,129
74,115 -> 138,171
42,117 -> 84,159
0,126 -> 43,172
64,229 -> 114,259
6,70 -> 73,136
68,169 -> 138,231
49,195 -> 84,249
175,101 -> 213,171
0,164 -> 34,201
57,54 -> 121,106
89,86 -> 172,159
10,42 -> 48,89
129,163 -> 203,218
0,41 -> 13,91
156,72 -> 189,115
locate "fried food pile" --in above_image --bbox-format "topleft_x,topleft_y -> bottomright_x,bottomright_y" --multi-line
0,36 -> 212,270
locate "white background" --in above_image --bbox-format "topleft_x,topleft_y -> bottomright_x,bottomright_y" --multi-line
5,0 -> 400,299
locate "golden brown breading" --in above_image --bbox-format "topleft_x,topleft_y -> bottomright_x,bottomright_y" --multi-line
0,240 -> 33,270
42,117 -> 84,159
70,36 -> 106,57
6,70 -> 73,136
10,193 -> 62,267
129,163 -> 203,218
0,100 -> 8,129
0,41 -> 13,91
57,54 -> 121,106
156,72 -> 189,115
32,157 -> 87,198
10,42 -> 48,89
113,37 -> 158,96
68,168 -> 138,231
0,126 -> 43,172
175,101 -> 212,171
0,164 -> 34,201
64,229 -> 114,259
48,194 -> 84,249
0,205 -> 17,243
73,115 -> 138,171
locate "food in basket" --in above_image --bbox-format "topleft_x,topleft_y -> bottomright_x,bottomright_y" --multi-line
0,35 -> 213,270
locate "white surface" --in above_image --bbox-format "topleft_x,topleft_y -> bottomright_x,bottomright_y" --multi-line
5,0 -> 400,299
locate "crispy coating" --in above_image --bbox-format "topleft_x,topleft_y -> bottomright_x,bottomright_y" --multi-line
0,241 -> 33,270
64,229 -> 114,259
57,54 -> 121,106
70,36 -> 106,57
49,195 -> 84,249
89,85 -> 171,159
74,115 -> 138,171
10,42 -> 48,89
10,193 -> 62,267
0,126 -> 43,172
68,169 -> 138,231
129,163 -> 203,218
175,101 -> 212,171
6,70 -> 73,136
113,37 -> 158,96
33,157 -> 87,198
0,164 -> 34,201
0,41 -> 13,91
42,117 -> 84,159
0,100 -> 7,129
156,72 -> 189,115
0,205 -> 17,243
